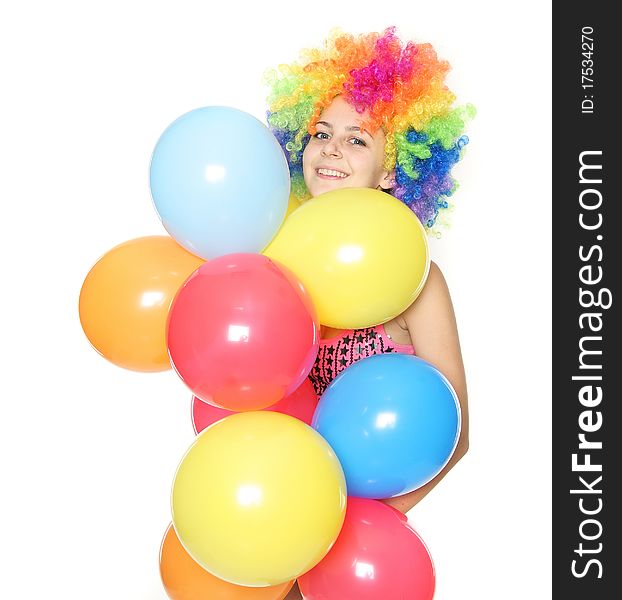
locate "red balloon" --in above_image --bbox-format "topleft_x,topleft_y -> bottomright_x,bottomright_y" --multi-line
192,378 -> 319,433
167,254 -> 319,411
298,498 -> 435,600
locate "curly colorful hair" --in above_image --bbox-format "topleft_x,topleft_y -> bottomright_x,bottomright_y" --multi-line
264,27 -> 475,231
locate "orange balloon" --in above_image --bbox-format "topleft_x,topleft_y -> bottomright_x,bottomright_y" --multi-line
159,523 -> 295,600
79,236 -> 204,372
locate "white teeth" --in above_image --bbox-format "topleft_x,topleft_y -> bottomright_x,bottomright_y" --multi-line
317,168 -> 348,178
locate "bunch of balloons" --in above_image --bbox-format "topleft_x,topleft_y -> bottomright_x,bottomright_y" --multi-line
79,105 -> 461,600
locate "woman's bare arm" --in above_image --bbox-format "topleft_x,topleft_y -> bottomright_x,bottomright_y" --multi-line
381,261 -> 469,513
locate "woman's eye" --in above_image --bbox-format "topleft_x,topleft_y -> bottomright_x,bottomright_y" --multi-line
315,132 -> 330,140
349,137 -> 367,147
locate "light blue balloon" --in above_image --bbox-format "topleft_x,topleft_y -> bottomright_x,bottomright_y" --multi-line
149,106 -> 290,259
312,354 -> 461,499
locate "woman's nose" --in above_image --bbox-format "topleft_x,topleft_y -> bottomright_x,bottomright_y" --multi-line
321,139 -> 342,158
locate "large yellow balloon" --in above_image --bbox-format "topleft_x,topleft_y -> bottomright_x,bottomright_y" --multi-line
263,188 -> 429,328
171,412 -> 347,587
79,236 -> 204,372
261,193 -> 302,247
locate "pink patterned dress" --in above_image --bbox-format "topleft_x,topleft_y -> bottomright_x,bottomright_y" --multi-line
308,324 -> 415,396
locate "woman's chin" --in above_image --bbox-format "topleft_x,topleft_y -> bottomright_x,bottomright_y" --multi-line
309,179 -> 350,197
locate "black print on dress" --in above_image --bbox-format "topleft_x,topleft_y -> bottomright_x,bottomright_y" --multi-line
308,327 -> 401,397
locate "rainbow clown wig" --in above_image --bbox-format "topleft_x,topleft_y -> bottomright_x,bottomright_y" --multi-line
264,27 -> 475,231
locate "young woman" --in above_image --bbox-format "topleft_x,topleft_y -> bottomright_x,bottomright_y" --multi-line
265,27 -> 473,598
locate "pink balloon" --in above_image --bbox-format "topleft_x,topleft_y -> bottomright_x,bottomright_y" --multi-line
192,378 -> 319,433
298,498 -> 435,600
167,253 -> 319,411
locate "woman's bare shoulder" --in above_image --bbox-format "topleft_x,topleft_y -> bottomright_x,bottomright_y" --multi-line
403,261 -> 451,318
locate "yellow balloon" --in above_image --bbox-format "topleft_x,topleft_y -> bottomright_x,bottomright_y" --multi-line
263,188 -> 429,328
284,193 -> 302,219
261,193 -> 302,248
171,412 -> 346,587
79,236 -> 204,372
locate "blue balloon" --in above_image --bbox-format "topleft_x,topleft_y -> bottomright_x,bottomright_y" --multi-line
312,354 -> 460,499
149,106 -> 290,259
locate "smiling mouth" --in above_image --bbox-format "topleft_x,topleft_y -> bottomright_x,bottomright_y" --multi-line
316,168 -> 349,179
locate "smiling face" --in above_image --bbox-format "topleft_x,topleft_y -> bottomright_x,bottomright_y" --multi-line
302,97 -> 393,198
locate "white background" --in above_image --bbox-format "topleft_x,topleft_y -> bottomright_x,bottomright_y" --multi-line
0,1 -> 551,598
